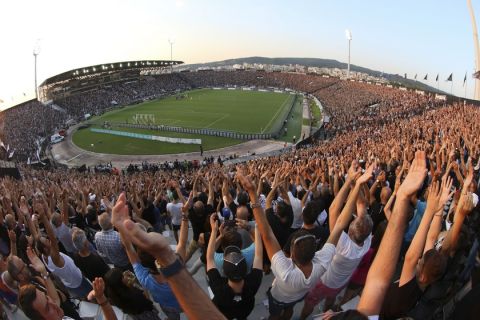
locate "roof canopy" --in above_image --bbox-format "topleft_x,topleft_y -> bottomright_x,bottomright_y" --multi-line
40,60 -> 184,86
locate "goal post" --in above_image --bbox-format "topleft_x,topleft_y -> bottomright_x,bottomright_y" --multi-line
132,114 -> 155,124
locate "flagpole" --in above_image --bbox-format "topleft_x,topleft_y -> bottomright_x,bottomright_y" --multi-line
465,77 -> 468,100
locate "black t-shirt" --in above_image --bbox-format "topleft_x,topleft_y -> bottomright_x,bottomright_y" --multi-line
188,204 -> 214,241
73,252 -> 111,281
369,202 -> 386,233
207,268 -> 263,320
380,276 -> 423,320
266,207 -> 293,248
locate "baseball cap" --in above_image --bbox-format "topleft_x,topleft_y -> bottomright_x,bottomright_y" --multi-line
223,246 -> 247,281
221,207 -> 232,219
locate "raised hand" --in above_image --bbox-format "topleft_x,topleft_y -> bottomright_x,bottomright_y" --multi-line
111,192 -> 130,229
209,213 -> 218,231
122,219 -> 173,264
397,150 -> 427,199
91,277 -> 108,304
8,230 -> 16,243
357,164 -> 375,185
27,246 -> 47,275
438,176 -> 455,209
236,168 -> 256,193
19,196 -> 29,216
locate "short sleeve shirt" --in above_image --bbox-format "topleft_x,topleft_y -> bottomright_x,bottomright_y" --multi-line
207,268 -> 262,319
270,243 -> 336,303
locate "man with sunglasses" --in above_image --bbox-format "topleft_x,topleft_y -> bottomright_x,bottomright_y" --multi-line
206,214 -> 263,319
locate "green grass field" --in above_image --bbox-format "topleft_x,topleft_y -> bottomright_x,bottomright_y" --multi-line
72,89 -> 302,155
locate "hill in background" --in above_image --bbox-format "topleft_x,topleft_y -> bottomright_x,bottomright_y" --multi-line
184,56 -> 443,94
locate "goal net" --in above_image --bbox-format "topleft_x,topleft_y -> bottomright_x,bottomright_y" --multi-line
132,114 -> 156,125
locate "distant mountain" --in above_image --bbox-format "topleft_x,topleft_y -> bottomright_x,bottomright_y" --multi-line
184,56 -> 444,94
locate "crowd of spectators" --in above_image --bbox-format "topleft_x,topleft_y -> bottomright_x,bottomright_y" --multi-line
0,79 -> 476,320
0,100 -> 67,161
0,70 -> 439,163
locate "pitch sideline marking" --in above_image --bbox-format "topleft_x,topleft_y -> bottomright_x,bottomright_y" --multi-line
261,95 -> 292,133
66,153 -> 84,162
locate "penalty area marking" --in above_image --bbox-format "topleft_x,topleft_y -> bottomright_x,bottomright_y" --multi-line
204,113 -> 229,128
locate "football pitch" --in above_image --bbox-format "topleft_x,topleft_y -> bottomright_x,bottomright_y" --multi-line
72,89 -> 302,155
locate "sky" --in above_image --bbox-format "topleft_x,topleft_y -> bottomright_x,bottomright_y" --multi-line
0,0 -> 477,109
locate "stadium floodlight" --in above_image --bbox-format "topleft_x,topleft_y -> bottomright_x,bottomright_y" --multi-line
468,0 -> 480,99
345,29 -> 352,78
33,39 -> 41,100
168,38 -> 175,73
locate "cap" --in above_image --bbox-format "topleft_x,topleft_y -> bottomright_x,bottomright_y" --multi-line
221,207 -> 232,219
223,246 -> 247,281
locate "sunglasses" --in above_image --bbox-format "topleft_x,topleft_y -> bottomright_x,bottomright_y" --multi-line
293,234 -> 316,246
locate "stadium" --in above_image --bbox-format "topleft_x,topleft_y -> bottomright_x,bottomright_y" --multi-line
0,1 -> 480,320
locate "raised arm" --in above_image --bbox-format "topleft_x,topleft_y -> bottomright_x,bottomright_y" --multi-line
252,224 -> 263,270
237,169 -> 281,261
37,200 -> 64,267
27,247 -> 61,307
424,176 -> 454,252
91,278 -> 117,320
113,193 -> 225,320
399,180 -> 443,285
441,166 -> 475,256
206,214 -> 218,272
329,160 -> 359,232
358,151 -> 427,316
327,165 -> 373,246
176,206 -> 189,261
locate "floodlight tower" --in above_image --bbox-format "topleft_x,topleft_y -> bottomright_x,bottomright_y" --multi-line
33,40 -> 41,100
168,38 -> 175,73
345,29 -> 352,78
467,0 -> 480,99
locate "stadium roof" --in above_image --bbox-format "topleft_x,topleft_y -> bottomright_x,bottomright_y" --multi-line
39,60 -> 184,86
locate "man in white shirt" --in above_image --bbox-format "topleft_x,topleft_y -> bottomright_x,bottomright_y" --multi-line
299,162 -> 374,319
166,189 -> 185,243
300,219 -> 372,319
236,166 -> 373,320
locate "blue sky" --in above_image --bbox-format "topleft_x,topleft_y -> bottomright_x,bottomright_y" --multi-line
0,0 -> 476,108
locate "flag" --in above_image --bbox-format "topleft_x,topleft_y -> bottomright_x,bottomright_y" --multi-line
463,72 -> 467,86
414,74 -> 417,80
446,73 -> 453,81
436,74 -> 439,81
424,74 -> 428,80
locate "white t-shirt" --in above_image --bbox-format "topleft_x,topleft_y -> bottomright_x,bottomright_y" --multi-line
321,231 -> 372,289
270,243 -> 336,303
288,191 -> 303,229
43,252 -> 83,289
166,202 -> 183,226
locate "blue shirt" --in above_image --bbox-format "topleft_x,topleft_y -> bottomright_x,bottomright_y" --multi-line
133,263 -> 181,311
404,200 -> 427,243
214,243 -> 255,277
